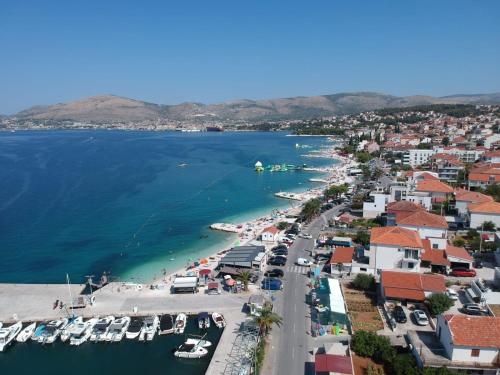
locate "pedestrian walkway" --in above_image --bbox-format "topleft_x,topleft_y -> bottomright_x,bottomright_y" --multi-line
285,265 -> 310,274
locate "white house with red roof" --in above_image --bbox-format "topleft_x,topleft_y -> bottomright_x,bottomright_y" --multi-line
396,210 -> 449,249
380,270 -> 445,302
454,188 -> 494,216
261,226 -> 279,242
436,315 -> 500,369
468,201 -> 500,229
369,226 -> 424,272
415,179 -> 454,204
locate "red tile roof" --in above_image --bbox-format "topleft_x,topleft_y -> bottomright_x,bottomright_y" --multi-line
421,239 -> 450,266
416,180 -> 454,194
387,201 -> 425,213
329,247 -> 354,264
445,244 -> 473,261
381,271 -> 446,301
262,226 -> 279,234
370,226 -> 423,248
443,315 -> 500,349
468,173 -> 500,182
454,189 -> 494,204
315,354 -> 353,374
469,201 -> 500,214
396,210 -> 448,229
415,172 -> 439,181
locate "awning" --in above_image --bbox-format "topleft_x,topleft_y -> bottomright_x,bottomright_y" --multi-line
199,269 -> 212,276
207,281 -> 220,289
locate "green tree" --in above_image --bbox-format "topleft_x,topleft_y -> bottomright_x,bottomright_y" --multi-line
441,137 -> 450,146
325,184 -> 348,200
483,183 -> 500,202
252,306 -> 283,335
373,335 -> 396,363
392,353 -> 419,375
452,238 -> 465,247
276,221 -> 288,231
351,330 -> 376,357
300,198 -> 322,222
356,152 -> 372,163
427,293 -> 454,315
237,270 -> 253,291
355,230 -> 370,246
352,273 -> 375,291
482,220 -> 495,231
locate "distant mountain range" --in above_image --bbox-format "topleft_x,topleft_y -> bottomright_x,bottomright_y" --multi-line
11,91 -> 500,123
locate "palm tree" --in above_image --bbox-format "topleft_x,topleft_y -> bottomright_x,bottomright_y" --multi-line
301,198 -> 322,222
238,270 -> 253,291
253,306 -> 283,336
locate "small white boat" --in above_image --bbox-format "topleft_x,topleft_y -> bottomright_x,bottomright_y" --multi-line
197,312 -> 210,329
0,322 -> 22,352
69,318 -> 98,346
174,313 -> 187,335
158,314 -> 174,335
185,337 -> 212,348
90,316 -> 115,342
31,323 -> 46,341
38,318 -> 68,344
125,318 -> 142,339
139,316 -> 159,342
60,316 -> 84,342
104,316 -> 131,342
173,341 -> 209,359
211,312 -> 226,328
16,322 -> 36,343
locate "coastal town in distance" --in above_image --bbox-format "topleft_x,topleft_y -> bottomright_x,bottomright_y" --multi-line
1,1 -> 500,375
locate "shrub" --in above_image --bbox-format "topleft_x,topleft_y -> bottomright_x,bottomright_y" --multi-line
452,238 -> 465,247
392,353 -> 419,375
427,293 -> 454,315
276,221 -> 288,231
355,230 -> 370,246
352,274 -> 376,291
352,331 -> 396,364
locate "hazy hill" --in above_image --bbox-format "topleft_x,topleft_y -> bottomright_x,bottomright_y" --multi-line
12,91 -> 500,123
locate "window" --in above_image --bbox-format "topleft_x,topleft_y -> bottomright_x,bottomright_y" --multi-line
432,243 -> 439,249
404,249 -> 419,260
471,349 -> 480,357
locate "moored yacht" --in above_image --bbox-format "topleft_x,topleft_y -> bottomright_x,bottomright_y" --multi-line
174,313 -> 187,334
69,318 -> 98,346
0,322 -> 22,352
211,312 -> 226,328
60,316 -> 84,342
31,323 -> 46,341
104,316 -> 131,342
139,315 -> 159,342
38,318 -> 68,344
197,312 -> 210,329
185,336 -> 212,348
125,318 -> 142,339
90,316 -> 115,342
16,322 -> 36,343
173,340 -> 209,359
158,314 -> 174,335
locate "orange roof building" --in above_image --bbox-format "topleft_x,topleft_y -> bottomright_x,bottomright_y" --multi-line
416,180 -> 454,194
439,314 -> 500,349
380,270 -> 445,301
396,210 -> 448,229
329,247 -> 354,265
370,226 -> 423,248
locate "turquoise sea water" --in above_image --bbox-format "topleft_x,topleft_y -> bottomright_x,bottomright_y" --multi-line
0,131 -> 333,283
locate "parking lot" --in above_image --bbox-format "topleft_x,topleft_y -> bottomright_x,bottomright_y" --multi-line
386,303 -> 434,333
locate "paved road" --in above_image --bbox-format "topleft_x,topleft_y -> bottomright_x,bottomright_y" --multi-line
264,204 -> 345,375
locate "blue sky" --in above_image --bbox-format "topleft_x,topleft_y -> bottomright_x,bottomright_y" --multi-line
1,0 -> 499,114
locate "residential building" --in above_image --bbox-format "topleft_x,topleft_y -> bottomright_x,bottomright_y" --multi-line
415,180 -> 454,204
314,341 -> 354,375
395,210 -> 448,249
261,226 -> 279,242
369,226 -> 423,272
483,150 -> 500,163
484,134 -> 500,149
328,247 -> 354,274
468,201 -> 500,229
454,188 -> 493,216
468,163 -> 500,189
380,270 -> 445,302
430,153 -> 464,183
386,201 -> 426,226
362,192 -> 390,219
404,149 -> 436,167
421,240 -> 473,272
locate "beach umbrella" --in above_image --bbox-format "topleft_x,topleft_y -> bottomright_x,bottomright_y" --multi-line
200,258 -> 209,264
199,269 -> 211,276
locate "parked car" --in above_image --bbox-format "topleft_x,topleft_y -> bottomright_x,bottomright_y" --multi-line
273,250 -> 288,257
445,288 -> 459,301
268,257 -> 287,266
299,233 -> 312,239
462,303 -> 485,316
264,269 -> 284,278
393,306 -> 407,323
272,245 -> 288,252
278,242 -> 290,248
261,278 -> 283,290
449,268 -> 476,277
412,310 -> 429,326
286,234 -> 296,240
296,258 -> 312,266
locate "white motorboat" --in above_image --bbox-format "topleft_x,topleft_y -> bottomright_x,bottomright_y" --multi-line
60,316 -> 84,342
211,312 -> 226,328
31,323 -> 46,341
174,313 -> 187,335
104,316 -> 131,342
90,316 -> 115,342
125,318 -> 142,339
173,341 -> 209,359
139,316 -> 159,342
197,312 -> 210,329
0,322 -> 22,352
16,322 -> 36,343
38,318 -> 68,344
158,314 -> 174,335
69,318 -> 98,346
185,337 -> 212,348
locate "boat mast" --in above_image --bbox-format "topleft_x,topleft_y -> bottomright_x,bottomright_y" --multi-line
66,273 -> 75,317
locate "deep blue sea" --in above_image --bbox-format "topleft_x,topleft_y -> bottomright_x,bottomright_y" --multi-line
0,131 -> 332,284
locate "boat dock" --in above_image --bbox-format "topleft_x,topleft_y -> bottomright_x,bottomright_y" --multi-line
0,282 -> 248,374
274,191 -> 312,201
209,223 -> 242,233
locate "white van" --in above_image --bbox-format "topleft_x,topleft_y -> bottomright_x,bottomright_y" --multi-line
296,258 -> 312,266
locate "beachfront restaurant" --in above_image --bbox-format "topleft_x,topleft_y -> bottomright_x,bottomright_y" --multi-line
218,245 -> 267,270
172,276 -> 198,293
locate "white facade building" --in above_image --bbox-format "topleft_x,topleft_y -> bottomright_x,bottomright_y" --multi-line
404,149 -> 436,167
